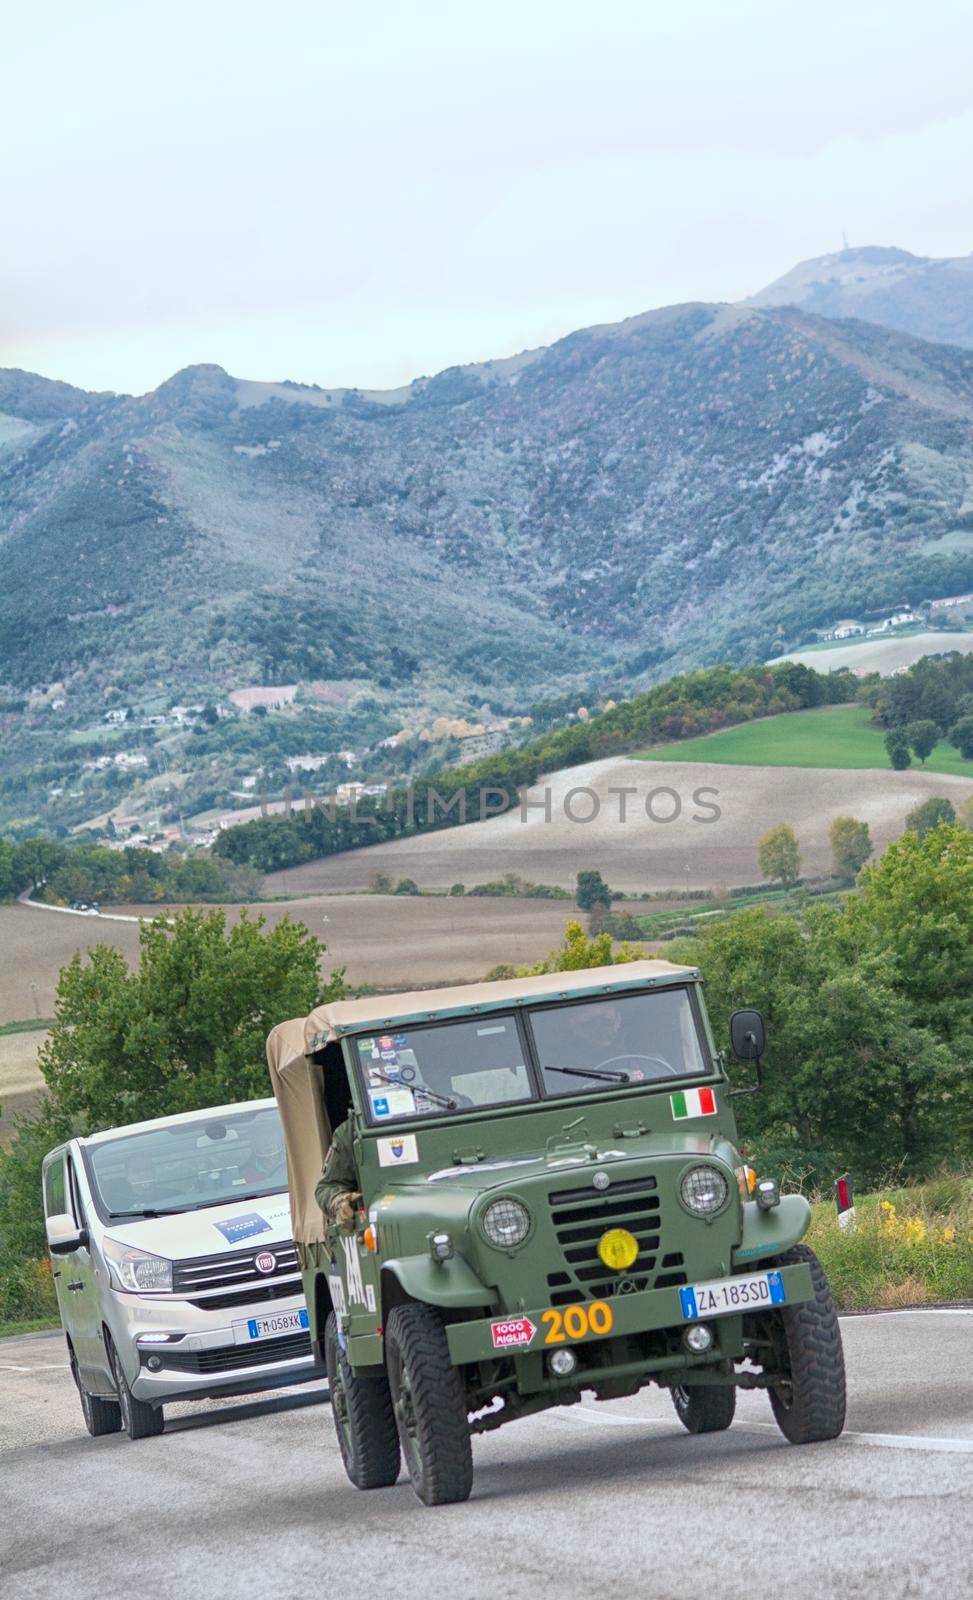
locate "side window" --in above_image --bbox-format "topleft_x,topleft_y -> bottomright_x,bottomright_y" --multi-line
67,1157 -> 86,1227
44,1155 -> 67,1218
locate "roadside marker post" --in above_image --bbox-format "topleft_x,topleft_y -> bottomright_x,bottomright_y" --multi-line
835,1173 -> 856,1232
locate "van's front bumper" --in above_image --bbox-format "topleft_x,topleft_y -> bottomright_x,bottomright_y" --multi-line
445,1259 -> 814,1376
115,1290 -> 322,1404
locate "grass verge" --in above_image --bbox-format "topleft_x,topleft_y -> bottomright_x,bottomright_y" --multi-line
808,1174 -> 973,1311
0,1316 -> 60,1339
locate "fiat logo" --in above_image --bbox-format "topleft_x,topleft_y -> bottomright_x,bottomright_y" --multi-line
255,1250 -> 276,1275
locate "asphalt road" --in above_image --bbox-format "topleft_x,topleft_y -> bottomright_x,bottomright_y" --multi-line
2,1312 -> 971,1600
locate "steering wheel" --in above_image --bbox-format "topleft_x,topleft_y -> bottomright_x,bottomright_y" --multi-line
596,1052 -> 681,1078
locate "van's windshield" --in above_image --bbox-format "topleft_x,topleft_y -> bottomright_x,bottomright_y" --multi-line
84,1107 -> 287,1218
353,988 -> 710,1125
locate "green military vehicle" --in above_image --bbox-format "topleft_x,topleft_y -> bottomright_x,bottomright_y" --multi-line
267,958 -> 845,1505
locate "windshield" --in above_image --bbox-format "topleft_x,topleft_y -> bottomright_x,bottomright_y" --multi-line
353,987 -> 710,1122
531,990 -> 707,1096
356,1015 -> 532,1123
85,1106 -> 288,1218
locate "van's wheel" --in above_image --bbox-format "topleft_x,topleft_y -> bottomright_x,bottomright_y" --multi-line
672,1382 -> 736,1434
764,1245 -> 846,1444
385,1303 -> 473,1506
324,1313 -> 400,1489
69,1339 -> 121,1437
107,1336 -> 165,1440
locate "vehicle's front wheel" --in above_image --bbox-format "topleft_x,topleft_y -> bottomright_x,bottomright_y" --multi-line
108,1337 -> 164,1440
764,1245 -> 846,1444
672,1382 -> 736,1434
69,1340 -> 121,1438
385,1303 -> 473,1506
324,1313 -> 400,1489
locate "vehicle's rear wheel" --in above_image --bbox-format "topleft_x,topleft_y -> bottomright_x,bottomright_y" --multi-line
672,1382 -> 736,1434
764,1245 -> 846,1444
324,1313 -> 400,1489
108,1337 -> 165,1440
69,1340 -> 121,1438
385,1303 -> 473,1506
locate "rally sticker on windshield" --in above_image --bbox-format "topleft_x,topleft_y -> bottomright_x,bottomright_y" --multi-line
671,1087 -> 717,1120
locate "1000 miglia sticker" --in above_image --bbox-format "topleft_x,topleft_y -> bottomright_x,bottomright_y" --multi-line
670,1087 -> 717,1119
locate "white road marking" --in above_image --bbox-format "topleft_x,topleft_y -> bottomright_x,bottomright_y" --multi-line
550,1407 -> 973,1453
0,1363 -> 69,1373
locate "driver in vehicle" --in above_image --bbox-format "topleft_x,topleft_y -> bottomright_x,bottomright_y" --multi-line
101,1153 -> 157,1215
315,1117 -> 361,1237
241,1120 -> 288,1186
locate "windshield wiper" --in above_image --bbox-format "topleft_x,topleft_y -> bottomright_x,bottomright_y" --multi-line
545,1065 -> 630,1085
369,1069 -> 457,1110
106,1206 -> 189,1218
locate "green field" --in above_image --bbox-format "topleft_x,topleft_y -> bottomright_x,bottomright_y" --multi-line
641,704 -> 973,774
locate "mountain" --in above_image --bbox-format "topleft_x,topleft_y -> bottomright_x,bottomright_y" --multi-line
4,301 -> 973,828
749,246 -> 973,348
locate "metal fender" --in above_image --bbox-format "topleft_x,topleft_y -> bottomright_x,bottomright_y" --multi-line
731,1193 -> 811,1267
382,1253 -> 498,1310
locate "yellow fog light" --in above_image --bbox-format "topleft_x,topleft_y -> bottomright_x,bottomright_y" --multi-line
597,1228 -> 639,1271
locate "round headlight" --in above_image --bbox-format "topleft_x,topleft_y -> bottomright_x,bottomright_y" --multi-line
680,1165 -> 729,1216
481,1197 -> 531,1249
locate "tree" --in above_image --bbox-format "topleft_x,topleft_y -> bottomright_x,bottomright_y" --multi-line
393,878 -> 419,895
885,729 -> 912,770
905,797 -> 955,839
829,816 -> 872,880
448,883 -> 466,895
369,872 -> 393,894
39,907 -> 342,1127
948,715 -> 973,761
757,824 -> 801,886
0,910 -> 344,1278
520,919 -> 643,975
905,720 -> 939,764
576,869 -> 613,911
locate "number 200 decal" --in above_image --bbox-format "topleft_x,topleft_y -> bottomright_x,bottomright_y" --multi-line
541,1300 -> 613,1344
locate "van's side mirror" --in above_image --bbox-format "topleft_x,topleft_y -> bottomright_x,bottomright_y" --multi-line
45,1212 -> 87,1255
729,1009 -> 766,1061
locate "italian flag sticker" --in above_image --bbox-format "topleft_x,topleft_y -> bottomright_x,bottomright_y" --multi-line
671,1087 -> 717,1120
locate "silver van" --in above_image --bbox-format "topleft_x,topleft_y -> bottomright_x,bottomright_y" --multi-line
42,1097 -> 321,1439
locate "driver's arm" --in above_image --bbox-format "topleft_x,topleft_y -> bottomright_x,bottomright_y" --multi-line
314,1119 -> 361,1233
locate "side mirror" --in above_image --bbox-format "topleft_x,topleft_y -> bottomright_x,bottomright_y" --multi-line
45,1212 -> 87,1255
729,1009 -> 766,1062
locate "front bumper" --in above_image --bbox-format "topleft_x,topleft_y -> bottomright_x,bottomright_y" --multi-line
117,1288 -> 320,1403
446,1259 -> 814,1370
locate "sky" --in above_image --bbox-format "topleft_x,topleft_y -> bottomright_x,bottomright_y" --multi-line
3,0 -> 973,395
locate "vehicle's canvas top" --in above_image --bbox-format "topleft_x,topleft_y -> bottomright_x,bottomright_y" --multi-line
266,1018 -> 331,1246
302,959 -> 698,1052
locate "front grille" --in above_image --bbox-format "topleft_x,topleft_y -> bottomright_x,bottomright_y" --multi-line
186,1279 -> 300,1312
171,1241 -> 300,1301
547,1175 -> 685,1300
149,1332 -> 312,1375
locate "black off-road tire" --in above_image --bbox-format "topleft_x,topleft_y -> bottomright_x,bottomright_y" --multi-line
324,1313 -> 400,1490
766,1244 -> 846,1444
108,1337 -> 165,1440
70,1340 -> 121,1438
385,1303 -> 473,1506
672,1382 -> 736,1434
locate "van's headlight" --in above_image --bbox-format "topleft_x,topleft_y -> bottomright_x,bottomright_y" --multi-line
103,1236 -> 173,1293
480,1197 -> 531,1249
680,1165 -> 729,1216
